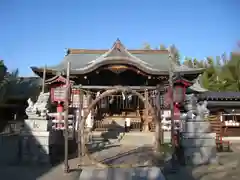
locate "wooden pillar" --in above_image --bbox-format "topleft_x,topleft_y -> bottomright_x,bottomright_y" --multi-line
142,89 -> 150,132
78,89 -> 84,161
41,65 -> 46,93
156,84 -> 164,146
80,92 -> 85,157
86,92 -> 91,130
56,102 -> 64,129
64,62 -> 70,173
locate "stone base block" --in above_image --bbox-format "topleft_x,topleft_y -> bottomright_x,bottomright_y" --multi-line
181,132 -> 216,139
24,119 -> 50,132
182,137 -> 216,147
184,146 -> 218,165
183,121 -> 211,133
20,131 -> 51,164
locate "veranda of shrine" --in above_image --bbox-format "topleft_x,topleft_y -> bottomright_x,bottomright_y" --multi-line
31,39 -> 205,133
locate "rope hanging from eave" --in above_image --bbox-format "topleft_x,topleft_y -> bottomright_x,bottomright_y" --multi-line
71,88 -> 156,96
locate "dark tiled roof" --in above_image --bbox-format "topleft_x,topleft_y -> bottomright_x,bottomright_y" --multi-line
31,39 -> 204,76
197,92 -> 240,100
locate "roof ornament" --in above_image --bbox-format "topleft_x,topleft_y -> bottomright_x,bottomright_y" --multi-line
115,38 -> 121,51
85,39 -> 152,67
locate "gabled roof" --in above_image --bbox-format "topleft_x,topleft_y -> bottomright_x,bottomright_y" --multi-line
31,39 -> 205,76
45,75 -> 74,85
187,75 -> 208,93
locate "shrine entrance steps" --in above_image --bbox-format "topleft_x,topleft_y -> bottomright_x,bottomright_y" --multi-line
79,166 -> 165,180
87,131 -> 155,150
93,112 -> 143,132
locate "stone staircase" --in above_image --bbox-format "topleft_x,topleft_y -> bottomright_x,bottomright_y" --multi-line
93,112 -> 142,132
86,131 -> 155,150
86,131 -> 125,151
120,132 -> 154,146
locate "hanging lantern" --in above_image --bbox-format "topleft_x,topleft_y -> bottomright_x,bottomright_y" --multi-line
173,85 -> 186,103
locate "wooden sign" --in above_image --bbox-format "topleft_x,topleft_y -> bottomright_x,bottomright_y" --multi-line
51,85 -> 68,102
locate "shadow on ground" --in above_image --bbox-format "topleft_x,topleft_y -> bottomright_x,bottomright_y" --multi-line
0,120 -> 82,180
0,120 -> 125,180
161,150 -> 239,180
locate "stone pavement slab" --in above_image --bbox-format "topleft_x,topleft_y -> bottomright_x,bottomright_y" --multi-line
0,157 -> 81,180
79,166 -> 165,180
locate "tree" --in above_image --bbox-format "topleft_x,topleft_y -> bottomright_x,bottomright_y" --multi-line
143,43 -> 151,50
159,44 -> 167,50
183,57 -> 193,68
169,45 -> 181,65
220,53 -> 240,91
0,64 -> 20,103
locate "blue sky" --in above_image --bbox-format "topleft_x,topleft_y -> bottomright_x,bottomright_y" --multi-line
0,0 -> 239,76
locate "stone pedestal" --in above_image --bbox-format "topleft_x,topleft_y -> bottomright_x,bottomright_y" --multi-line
181,120 -> 218,165
20,118 -> 51,164
183,121 -> 212,133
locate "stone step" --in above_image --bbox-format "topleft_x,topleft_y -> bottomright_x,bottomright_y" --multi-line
79,167 -> 165,180
120,132 -> 154,146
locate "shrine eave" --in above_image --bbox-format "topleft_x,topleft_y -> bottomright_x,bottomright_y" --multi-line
31,63 -> 204,77
197,92 -> 240,101
207,101 -> 240,108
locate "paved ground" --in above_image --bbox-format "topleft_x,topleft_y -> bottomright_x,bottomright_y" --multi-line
78,145 -> 165,179
163,143 -> 240,180
0,158 -> 81,180
3,142 -> 240,180
0,145 -> 161,180
90,145 -> 155,166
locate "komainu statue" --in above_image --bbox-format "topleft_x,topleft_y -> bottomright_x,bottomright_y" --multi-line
196,100 -> 209,120
25,92 -> 50,118
184,94 -> 209,121
184,94 -> 198,120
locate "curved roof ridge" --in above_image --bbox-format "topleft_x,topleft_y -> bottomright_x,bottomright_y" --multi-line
78,39 -> 153,70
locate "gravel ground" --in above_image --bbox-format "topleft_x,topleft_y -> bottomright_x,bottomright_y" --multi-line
164,143 -> 240,180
